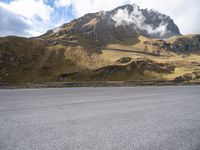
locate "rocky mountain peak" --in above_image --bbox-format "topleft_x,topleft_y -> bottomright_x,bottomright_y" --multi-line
41,4 -> 181,43
110,4 -> 180,38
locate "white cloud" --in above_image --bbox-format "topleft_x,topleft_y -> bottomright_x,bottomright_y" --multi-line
112,5 -> 169,37
133,0 -> 200,34
0,6 -> 31,36
0,0 -> 53,21
55,0 -> 135,17
55,0 -> 72,7
0,0 -> 55,37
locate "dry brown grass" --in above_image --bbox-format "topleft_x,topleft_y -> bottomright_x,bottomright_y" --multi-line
1,35 -> 200,83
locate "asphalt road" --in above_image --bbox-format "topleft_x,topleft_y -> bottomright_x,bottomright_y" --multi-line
0,86 -> 200,150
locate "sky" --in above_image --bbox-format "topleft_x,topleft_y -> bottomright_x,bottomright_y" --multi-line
0,0 -> 200,37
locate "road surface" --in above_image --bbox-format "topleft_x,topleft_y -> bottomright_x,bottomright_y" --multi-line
0,86 -> 200,150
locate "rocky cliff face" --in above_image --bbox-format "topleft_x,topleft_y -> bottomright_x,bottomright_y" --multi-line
41,4 -> 180,44
166,35 -> 200,52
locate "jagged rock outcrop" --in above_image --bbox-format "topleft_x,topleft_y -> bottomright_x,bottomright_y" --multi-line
166,35 -> 200,52
117,57 -> 132,64
58,59 -> 174,81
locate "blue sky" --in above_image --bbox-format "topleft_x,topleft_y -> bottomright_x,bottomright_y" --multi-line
0,0 -> 200,37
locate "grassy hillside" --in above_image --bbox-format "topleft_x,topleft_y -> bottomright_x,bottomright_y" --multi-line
0,35 -> 200,83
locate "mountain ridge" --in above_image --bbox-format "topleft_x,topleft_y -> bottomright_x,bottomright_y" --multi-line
41,4 -> 180,45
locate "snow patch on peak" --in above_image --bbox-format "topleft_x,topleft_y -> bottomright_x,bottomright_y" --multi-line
111,4 -> 169,37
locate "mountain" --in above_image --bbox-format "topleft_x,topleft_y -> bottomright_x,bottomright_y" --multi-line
41,4 -> 180,45
0,4 -> 200,84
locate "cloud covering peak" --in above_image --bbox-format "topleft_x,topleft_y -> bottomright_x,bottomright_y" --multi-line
111,4 -> 171,37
